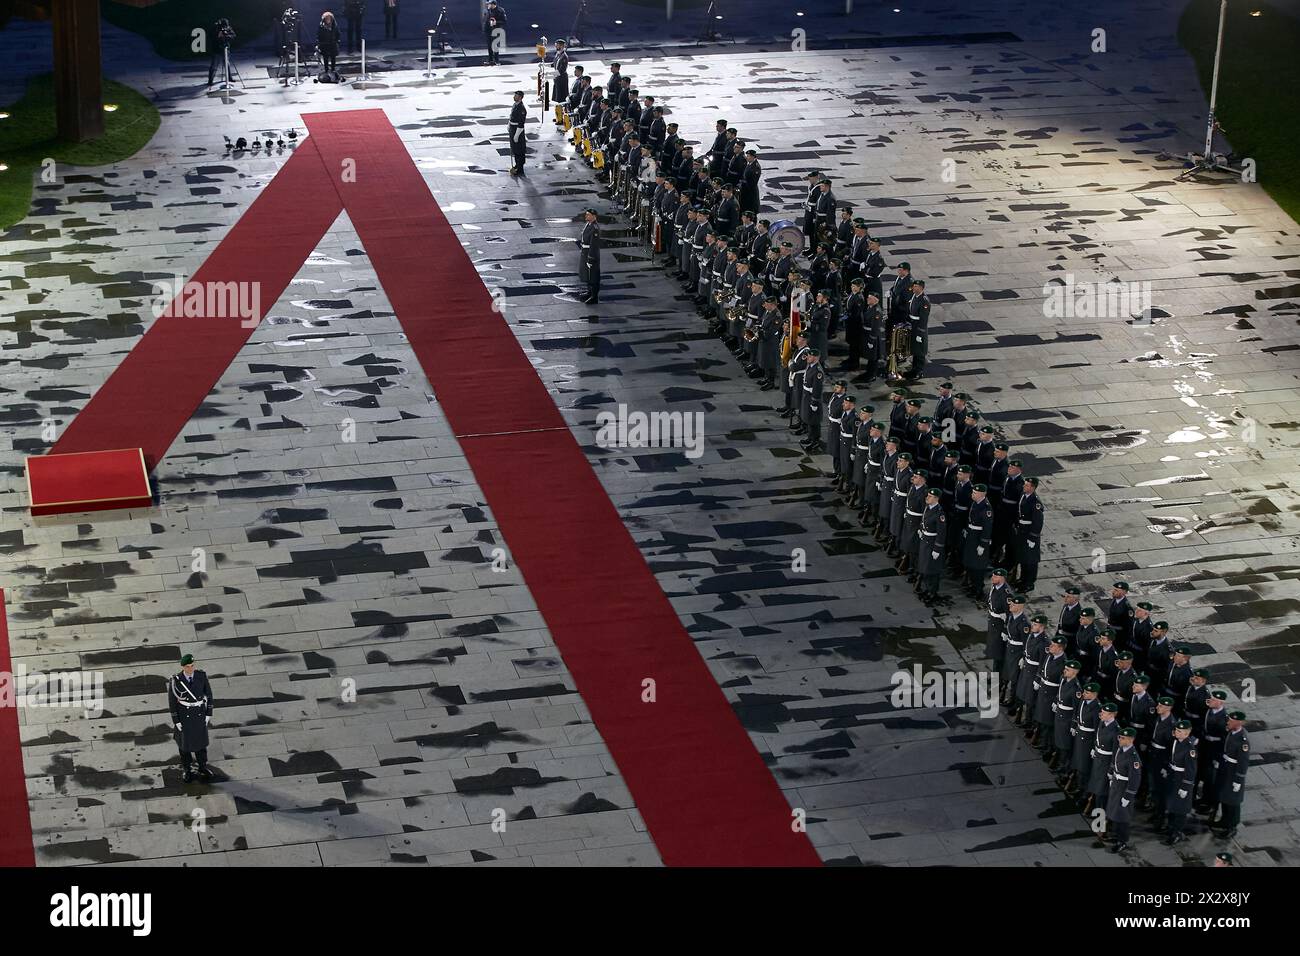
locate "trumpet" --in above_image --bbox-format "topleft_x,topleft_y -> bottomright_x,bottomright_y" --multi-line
743,325 -> 758,343
713,286 -> 727,306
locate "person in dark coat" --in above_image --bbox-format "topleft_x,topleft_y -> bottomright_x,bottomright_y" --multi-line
841,277 -> 865,372
1207,710 -> 1250,838
1065,681 -> 1101,795
707,119 -> 730,179
1100,728 -> 1142,852
1159,720 -> 1199,844
1032,636 -> 1068,749
1083,702 -> 1120,814
983,567 -> 1009,662
550,39 -> 569,105
1145,697 -> 1177,815
577,208 -> 601,303
169,653 -> 214,783
484,0 -> 507,64
383,0 -> 399,39
964,485 -> 993,598
508,90 -> 528,175
1015,615 -> 1050,726
915,488 -> 947,600
757,297 -> 783,389
740,151 -> 762,214
318,12 -> 341,73
1000,595 -> 1029,705
1049,659 -> 1082,772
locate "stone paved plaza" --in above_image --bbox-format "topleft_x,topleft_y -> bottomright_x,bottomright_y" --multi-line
1,1 -> 1298,866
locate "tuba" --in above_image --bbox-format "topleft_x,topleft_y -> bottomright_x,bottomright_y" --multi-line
886,322 -> 910,381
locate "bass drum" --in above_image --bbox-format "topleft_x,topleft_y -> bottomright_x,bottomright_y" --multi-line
769,218 -> 805,257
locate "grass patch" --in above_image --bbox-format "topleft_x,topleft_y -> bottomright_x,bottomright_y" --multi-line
0,73 -> 160,230
102,0 -> 280,61
1178,0 -> 1300,223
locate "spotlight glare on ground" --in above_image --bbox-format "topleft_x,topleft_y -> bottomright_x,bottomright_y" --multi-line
0,163 -> 9,172
103,103 -> 118,112
1250,9 -> 1262,15
0,112 -> 9,119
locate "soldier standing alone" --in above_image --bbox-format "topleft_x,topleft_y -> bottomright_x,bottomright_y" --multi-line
578,208 -> 601,303
169,653 -> 215,783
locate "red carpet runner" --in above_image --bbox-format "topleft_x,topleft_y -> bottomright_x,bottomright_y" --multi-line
0,591 -> 35,866
39,109 -> 820,866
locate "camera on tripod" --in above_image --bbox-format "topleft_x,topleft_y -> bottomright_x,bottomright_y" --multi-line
214,17 -> 237,47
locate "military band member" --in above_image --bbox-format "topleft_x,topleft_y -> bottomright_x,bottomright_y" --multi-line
801,170 -> 822,240
169,653 -> 214,783
888,261 -> 913,327
1082,701 -> 1120,815
1195,689 -> 1229,808
907,278 -> 931,379
1207,710 -> 1249,839
714,183 -> 740,239
740,150 -> 762,214
916,488 -> 948,600
835,206 -> 855,256
1032,636 -> 1068,750
758,296 -> 783,389
984,567 -> 1009,662
900,398 -> 923,459
807,290 -> 832,356
874,437 -> 901,539
885,452 -> 913,554
726,140 -> 746,185
740,277 -> 766,373
1159,720 -> 1199,844
1000,594 -> 1030,705
1049,659 -> 1082,771
962,482 -> 992,598
551,39 -> 570,107
814,178 -> 837,236
845,219 -> 869,282
577,208 -> 601,303
1146,697 -> 1177,815
842,277 -> 866,372
707,118 -> 730,178
798,351 -> 826,451
648,105 -> 666,153
508,90 -> 528,175
783,331 -> 811,422
566,65 -> 586,112
1101,728 -> 1143,852
1064,681 -> 1101,795
861,290 -> 883,382
1015,615 -> 1050,727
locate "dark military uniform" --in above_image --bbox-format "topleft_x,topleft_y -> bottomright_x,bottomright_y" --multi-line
1011,489 -> 1044,590
1070,696 -> 1101,788
1000,610 -> 1030,701
984,580 -> 1008,663
169,666 -> 214,779
1212,725 -> 1249,832
1052,672 -> 1081,758
1197,705 -> 1228,803
578,218 -> 601,300
915,501 -> 947,596
508,98 -> 528,173
824,392 -> 845,474
1034,650 -> 1067,745
962,495 -> 991,591
1087,717 -> 1120,800
899,481 -> 927,564
1146,711 -> 1176,813
1016,627 -> 1048,716
1162,733 -> 1199,840
1105,743 -> 1143,846
888,463 -> 913,548
876,449 -> 899,535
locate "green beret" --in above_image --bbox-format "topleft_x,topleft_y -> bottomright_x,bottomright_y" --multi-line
1228,710 -> 1246,721
180,654 -> 195,666
1175,720 -> 1192,730
1084,682 -> 1101,692
1158,696 -> 1175,706
1118,727 -> 1137,738
1102,702 -> 1119,713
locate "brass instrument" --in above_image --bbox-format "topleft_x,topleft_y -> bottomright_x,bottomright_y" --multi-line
593,147 -> 606,170
582,133 -> 594,159
562,108 -> 573,131
713,285 -> 727,306
743,324 -> 758,343
653,215 -> 664,252
555,104 -> 565,125
726,301 -> 746,323
886,322 -> 910,381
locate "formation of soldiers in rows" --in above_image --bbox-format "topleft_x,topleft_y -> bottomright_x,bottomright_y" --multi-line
548,49 -> 934,382
986,581 -> 1251,852
547,48 -> 1251,858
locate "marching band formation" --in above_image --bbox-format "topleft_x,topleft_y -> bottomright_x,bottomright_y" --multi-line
543,44 -> 1250,857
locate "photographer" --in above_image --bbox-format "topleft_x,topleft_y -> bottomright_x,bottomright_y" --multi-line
207,17 -> 237,87
318,11 -> 341,74
484,0 -> 507,66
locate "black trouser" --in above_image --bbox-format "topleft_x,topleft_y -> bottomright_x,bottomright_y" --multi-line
485,31 -> 500,64
510,133 -> 526,171
911,329 -> 927,376
347,17 -> 362,52
180,747 -> 209,772
1111,820 -> 1131,844
322,48 -> 338,71
1166,811 -> 1187,836
384,7 -> 398,38
1212,803 -> 1241,829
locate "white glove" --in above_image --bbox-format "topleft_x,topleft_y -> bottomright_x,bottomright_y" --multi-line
1160,769 -> 1168,779
205,716 -> 211,726
977,546 -> 984,556
1032,681 -> 1040,690
1090,749 -> 1097,759
175,723 -> 182,731
1028,541 -> 1036,550
1121,798 -> 1129,808
1071,728 -> 1077,736
931,551 -> 939,560
1178,789 -> 1187,799
1233,782 -> 1241,793
914,336 -> 922,343
1018,659 -> 1024,670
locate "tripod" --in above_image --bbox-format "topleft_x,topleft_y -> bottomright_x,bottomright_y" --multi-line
432,6 -> 465,56
1178,0 -> 1246,181
568,0 -> 603,50
212,45 -> 247,92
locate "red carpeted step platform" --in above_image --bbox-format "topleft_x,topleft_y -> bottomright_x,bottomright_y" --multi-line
25,448 -> 153,516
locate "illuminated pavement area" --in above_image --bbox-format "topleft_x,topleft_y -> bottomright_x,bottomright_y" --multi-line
1,4 -> 1299,866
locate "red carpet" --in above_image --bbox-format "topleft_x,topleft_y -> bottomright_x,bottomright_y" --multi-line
51,144 -> 343,467
26,447 -> 152,516
302,110 -> 820,866
35,108 -> 821,866
0,591 -> 35,866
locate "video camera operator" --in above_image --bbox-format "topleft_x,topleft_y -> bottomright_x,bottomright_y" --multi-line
275,6 -> 302,59
207,17 -> 237,87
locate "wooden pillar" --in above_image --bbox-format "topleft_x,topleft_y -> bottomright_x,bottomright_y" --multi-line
52,0 -> 103,143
